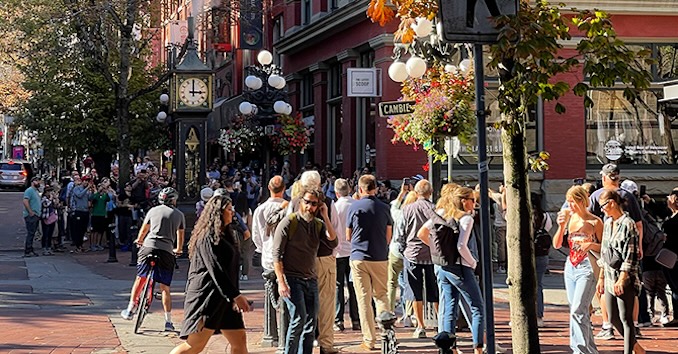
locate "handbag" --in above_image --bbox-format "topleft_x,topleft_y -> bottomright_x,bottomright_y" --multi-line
655,248 -> 677,269
44,211 -> 58,225
601,245 -> 623,270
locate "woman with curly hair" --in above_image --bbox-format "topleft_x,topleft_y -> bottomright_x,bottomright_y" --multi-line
171,191 -> 251,354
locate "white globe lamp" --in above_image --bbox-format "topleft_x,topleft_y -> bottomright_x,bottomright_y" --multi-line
406,56 -> 427,78
413,17 -> 433,38
274,101 -> 287,114
239,101 -> 253,115
275,76 -> 287,89
156,111 -> 167,123
159,93 -> 169,104
444,64 -> 458,73
268,74 -> 282,89
388,61 -> 408,82
245,75 -> 262,90
257,50 -> 273,65
284,104 -> 293,115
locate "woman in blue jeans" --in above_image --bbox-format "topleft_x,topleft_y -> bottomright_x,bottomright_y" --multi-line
553,186 -> 602,354
419,186 -> 484,354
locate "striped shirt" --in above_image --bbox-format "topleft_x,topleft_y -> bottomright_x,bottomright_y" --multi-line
601,213 -> 641,295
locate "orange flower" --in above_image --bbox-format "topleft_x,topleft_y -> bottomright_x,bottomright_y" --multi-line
367,0 -> 395,27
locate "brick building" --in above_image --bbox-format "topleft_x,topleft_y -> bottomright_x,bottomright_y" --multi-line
154,0 -> 678,208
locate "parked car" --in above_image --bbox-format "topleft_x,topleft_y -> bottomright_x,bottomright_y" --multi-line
0,160 -> 34,190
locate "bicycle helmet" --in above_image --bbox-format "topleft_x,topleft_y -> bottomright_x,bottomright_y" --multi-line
158,187 -> 179,205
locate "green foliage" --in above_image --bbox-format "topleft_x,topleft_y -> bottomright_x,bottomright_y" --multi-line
5,0 -> 169,163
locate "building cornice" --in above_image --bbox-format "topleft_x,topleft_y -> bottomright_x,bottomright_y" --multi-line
309,63 -> 330,72
337,49 -> 359,62
275,0 -> 370,55
561,1 -> 678,15
368,34 -> 396,50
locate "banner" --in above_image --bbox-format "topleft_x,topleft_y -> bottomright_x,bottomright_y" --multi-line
239,0 -> 263,50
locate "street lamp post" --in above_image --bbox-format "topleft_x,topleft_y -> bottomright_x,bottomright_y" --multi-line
238,50 -> 291,350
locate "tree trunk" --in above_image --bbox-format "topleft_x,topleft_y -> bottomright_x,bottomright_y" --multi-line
116,0 -> 137,189
502,124 -> 541,353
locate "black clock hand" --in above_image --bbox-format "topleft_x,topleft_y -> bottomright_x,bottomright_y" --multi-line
191,79 -> 196,96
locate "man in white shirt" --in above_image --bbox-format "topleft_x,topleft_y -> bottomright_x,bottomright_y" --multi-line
251,175 -> 288,346
332,178 -> 359,331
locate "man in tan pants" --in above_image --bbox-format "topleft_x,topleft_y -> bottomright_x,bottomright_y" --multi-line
346,175 -> 393,350
316,195 -> 339,354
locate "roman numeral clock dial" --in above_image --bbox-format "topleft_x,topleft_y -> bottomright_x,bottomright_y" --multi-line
178,77 -> 209,107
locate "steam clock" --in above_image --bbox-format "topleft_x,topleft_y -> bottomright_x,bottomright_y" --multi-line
170,18 -> 214,201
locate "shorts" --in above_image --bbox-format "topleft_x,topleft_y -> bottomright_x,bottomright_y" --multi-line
136,247 -> 175,286
406,262 -> 439,302
91,215 -> 108,233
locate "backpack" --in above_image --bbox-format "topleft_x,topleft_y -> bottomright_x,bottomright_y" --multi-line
288,213 -> 323,237
641,209 -> 666,257
428,214 -> 461,267
534,228 -> 551,257
534,213 -> 551,257
59,186 -> 68,203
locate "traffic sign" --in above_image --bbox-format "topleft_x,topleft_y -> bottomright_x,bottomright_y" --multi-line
378,100 -> 416,117
438,0 -> 518,43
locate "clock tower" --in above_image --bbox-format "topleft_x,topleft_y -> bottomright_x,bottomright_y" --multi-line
169,17 -> 213,201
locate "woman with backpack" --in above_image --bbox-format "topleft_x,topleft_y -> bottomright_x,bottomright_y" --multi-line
418,186 -> 484,354
531,193 -> 553,327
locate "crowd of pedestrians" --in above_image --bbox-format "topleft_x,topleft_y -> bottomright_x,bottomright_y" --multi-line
20,156 -> 678,354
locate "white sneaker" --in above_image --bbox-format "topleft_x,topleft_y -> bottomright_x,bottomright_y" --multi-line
484,343 -> 506,354
496,267 -> 506,274
660,315 -> 671,325
240,275 -> 249,281
120,308 -> 135,320
537,318 -> 545,327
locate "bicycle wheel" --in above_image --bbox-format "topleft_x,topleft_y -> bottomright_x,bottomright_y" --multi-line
133,270 -> 154,334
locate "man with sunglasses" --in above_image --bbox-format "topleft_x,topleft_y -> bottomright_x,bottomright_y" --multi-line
272,187 -> 337,354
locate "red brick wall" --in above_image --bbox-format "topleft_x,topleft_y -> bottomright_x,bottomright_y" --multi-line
544,70 -> 586,180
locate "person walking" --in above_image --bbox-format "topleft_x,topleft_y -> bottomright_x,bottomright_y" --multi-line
419,186 -> 484,354
120,187 -> 185,332
170,193 -> 252,354
272,187 -> 337,354
596,190 -> 645,354
532,192 -> 553,326
399,179 -> 437,338
40,185 -> 59,256
332,178 -> 360,332
553,186 -> 602,354
23,177 -> 43,257
347,174 -> 393,350
661,189 -> 678,326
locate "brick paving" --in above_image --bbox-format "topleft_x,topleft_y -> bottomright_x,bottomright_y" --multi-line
1,250 -> 677,353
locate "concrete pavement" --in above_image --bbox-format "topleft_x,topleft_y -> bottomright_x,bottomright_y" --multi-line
1,190 -> 677,353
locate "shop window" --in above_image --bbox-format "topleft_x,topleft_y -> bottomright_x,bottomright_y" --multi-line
450,89 -> 538,168
656,44 -> 678,81
586,89 -> 678,165
327,64 -> 343,168
302,0 -> 311,25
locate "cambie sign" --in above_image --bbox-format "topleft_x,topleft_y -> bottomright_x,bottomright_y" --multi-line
378,100 -> 416,117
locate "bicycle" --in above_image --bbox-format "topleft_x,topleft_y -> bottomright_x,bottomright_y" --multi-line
133,253 -> 158,334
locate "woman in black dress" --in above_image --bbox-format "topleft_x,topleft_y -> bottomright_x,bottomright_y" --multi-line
171,192 -> 251,354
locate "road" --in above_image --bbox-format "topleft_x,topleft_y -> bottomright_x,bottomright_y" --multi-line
0,191 -> 675,354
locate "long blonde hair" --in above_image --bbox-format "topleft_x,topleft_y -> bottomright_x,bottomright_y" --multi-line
290,181 -> 303,199
566,185 -> 590,209
436,183 -> 460,219
452,187 -> 475,219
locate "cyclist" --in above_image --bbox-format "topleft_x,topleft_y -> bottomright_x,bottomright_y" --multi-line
120,187 -> 186,332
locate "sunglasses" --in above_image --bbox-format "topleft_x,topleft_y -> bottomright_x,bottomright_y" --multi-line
302,198 -> 319,207
600,200 -> 612,209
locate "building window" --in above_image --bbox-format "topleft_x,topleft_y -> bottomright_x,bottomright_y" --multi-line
302,0 -> 312,25
300,73 -> 315,162
656,44 -> 678,81
586,89 -> 678,166
328,0 -> 338,10
272,16 -> 283,66
450,88 -> 538,169
327,64 -> 343,168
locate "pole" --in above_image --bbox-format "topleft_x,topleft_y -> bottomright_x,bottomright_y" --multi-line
474,43 -> 496,353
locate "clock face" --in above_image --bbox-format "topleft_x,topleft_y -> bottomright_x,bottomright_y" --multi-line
178,77 -> 209,107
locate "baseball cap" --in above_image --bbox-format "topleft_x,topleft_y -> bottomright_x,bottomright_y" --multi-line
599,163 -> 620,180
30,176 -> 41,183
200,187 -> 214,202
621,180 -> 638,194
412,174 -> 425,181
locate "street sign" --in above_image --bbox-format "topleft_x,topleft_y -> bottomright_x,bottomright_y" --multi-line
347,68 -> 381,97
378,100 -> 415,117
438,0 -> 518,43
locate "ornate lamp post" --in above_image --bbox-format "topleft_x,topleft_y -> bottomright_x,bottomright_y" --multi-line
238,50 -> 292,190
238,50 -> 291,350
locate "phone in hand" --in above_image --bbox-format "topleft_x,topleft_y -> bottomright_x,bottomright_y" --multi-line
403,178 -> 411,186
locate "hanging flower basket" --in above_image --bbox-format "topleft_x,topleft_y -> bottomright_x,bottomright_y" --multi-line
388,64 -> 476,162
218,116 -> 263,154
270,113 -> 310,155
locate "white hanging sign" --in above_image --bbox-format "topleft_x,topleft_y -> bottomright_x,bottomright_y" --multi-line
347,68 -> 381,97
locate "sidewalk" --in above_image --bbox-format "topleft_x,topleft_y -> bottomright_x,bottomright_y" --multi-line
1,248 -> 676,354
